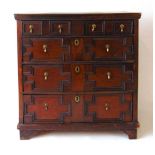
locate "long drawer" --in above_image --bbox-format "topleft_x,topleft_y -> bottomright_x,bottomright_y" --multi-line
23,64 -> 134,92
23,37 -> 134,62
24,93 -> 133,124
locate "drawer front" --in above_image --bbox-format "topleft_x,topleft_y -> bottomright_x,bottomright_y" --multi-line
23,21 -> 42,35
23,38 -> 70,62
105,20 -> 133,34
23,37 -> 133,62
85,21 -> 103,35
71,37 -> 133,61
23,64 -> 133,92
50,21 -> 71,35
24,93 -> 132,123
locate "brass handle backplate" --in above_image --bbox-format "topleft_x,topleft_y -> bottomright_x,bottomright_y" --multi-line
120,24 -> 125,32
58,24 -> 62,34
107,72 -> 111,80
29,24 -> 33,33
43,44 -> 47,53
74,39 -> 80,46
44,72 -> 48,80
91,24 -> 96,32
75,66 -> 80,73
105,44 -> 110,52
44,103 -> 48,111
75,96 -> 80,103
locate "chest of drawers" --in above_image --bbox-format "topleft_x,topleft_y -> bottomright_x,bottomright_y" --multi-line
15,13 -> 141,139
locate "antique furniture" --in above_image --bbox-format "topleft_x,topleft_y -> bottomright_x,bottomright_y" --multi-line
14,13 -> 141,139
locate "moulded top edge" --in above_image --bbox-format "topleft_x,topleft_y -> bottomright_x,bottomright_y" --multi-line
14,13 -> 141,20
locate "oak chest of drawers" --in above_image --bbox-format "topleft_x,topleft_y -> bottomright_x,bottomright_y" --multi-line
15,13 -> 141,139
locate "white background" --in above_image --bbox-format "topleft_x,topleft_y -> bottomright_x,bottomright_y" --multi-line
0,0 -> 153,155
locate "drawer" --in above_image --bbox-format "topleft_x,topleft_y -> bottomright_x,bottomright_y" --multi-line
23,64 -> 133,92
70,37 -> 133,61
50,21 -> 71,35
85,21 -> 103,35
23,93 -> 132,123
105,20 -> 133,34
23,37 -> 133,62
23,21 -> 42,35
23,38 -> 69,62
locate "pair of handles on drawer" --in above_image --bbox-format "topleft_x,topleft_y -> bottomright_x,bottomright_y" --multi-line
43,101 -> 110,111
43,69 -> 111,80
42,42 -> 110,53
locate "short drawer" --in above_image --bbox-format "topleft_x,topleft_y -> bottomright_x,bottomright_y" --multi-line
23,93 -> 133,124
105,20 -> 134,34
85,21 -> 103,35
23,21 -> 42,35
50,21 -> 71,35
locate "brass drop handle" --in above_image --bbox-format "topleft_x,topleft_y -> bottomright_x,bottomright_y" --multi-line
105,103 -> 110,111
75,66 -> 80,73
29,24 -> 33,33
44,72 -> 48,80
74,39 -> 80,46
58,24 -> 62,34
91,24 -> 96,32
43,44 -> 47,53
44,103 -> 48,111
107,72 -> 111,80
105,44 -> 110,52
74,96 -> 80,103
120,24 -> 125,32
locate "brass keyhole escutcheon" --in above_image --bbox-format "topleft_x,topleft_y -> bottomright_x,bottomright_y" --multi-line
75,66 -> 80,73
120,24 -> 125,32
29,24 -> 33,33
91,24 -> 96,32
43,44 -> 47,53
74,39 -> 80,46
75,96 -> 80,103
44,72 -> 48,80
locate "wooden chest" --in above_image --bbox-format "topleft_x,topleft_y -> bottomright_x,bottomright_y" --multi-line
14,13 -> 141,139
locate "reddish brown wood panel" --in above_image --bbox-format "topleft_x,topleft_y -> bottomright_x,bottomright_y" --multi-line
23,21 -> 42,36
23,65 -> 71,92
